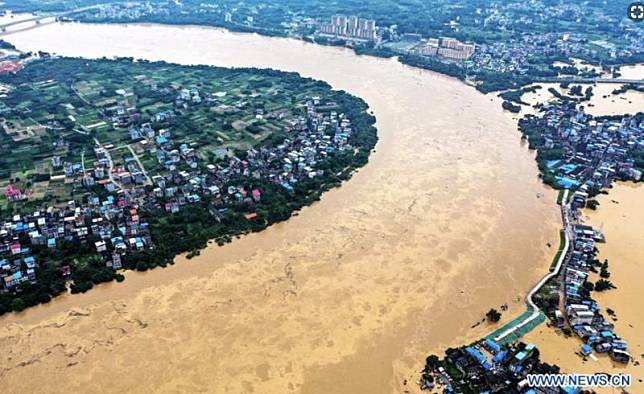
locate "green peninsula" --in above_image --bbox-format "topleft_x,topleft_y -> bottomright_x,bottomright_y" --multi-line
0,57 -> 376,314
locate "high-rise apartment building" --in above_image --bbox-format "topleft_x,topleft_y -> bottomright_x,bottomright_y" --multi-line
319,15 -> 377,41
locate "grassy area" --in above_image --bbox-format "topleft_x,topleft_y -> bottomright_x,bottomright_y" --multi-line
549,229 -> 566,272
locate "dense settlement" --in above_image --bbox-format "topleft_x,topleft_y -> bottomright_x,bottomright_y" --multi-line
0,56 -> 376,313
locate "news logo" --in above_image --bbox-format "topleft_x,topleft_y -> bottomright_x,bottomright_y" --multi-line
527,373 -> 632,388
629,2 -> 644,22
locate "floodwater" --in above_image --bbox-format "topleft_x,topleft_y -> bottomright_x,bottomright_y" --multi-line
525,183 -> 644,393
517,63 -> 644,119
0,22 -> 564,393
617,64 -> 644,80
520,80 -> 644,118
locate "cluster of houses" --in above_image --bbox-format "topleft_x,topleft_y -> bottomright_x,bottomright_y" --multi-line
54,145 -> 147,192
121,97 -> 356,217
3,184 -> 26,202
176,88 -> 202,105
0,46 -> 23,76
0,197 -> 152,293
471,32 -> 607,76
468,0 -> 643,76
421,340 -> 577,394
521,104 -> 640,364
1,94 -> 358,294
526,103 -> 643,192
400,14 -> 640,81
519,103 -> 640,364
555,223 -> 631,364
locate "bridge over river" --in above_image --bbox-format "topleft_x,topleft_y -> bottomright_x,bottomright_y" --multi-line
0,4 -> 122,34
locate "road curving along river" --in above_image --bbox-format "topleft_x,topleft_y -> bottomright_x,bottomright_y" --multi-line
0,22 -> 561,393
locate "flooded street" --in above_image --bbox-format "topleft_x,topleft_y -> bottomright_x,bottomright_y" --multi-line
1,22 -> 565,393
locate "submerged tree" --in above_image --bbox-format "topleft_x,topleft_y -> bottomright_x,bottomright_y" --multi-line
486,308 -> 502,323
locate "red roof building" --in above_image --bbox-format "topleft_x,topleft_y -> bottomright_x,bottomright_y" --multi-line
251,188 -> 262,201
0,61 -> 22,75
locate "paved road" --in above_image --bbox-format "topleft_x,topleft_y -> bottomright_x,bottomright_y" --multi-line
94,137 -> 128,197
125,144 -> 152,186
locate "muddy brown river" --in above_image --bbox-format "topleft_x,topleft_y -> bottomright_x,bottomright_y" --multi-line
0,22 -> 563,393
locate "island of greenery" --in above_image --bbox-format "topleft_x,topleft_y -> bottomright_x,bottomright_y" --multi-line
0,56 -> 376,314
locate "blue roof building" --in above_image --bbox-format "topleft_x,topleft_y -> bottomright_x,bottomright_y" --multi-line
465,346 -> 488,366
581,344 -> 592,355
493,350 -> 508,363
556,176 -> 581,188
24,256 -> 36,268
484,338 -> 501,353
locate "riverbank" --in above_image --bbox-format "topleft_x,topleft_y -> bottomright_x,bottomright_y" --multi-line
6,13 -> 643,98
0,21 -> 563,393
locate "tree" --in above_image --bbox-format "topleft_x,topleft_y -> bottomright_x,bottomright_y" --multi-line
70,281 -> 93,294
10,298 -> 26,312
595,279 -> 615,292
600,259 -> 610,278
569,85 -> 583,96
502,100 -> 521,113
486,308 -> 502,323
425,355 -> 440,371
